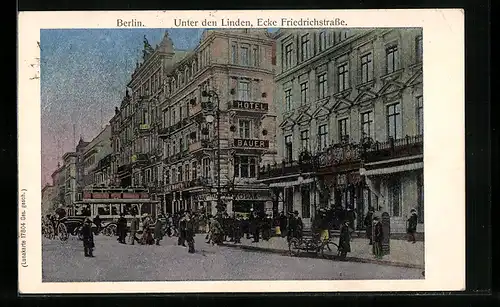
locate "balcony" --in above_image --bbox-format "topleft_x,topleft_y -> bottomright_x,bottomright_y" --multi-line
117,164 -> 132,174
188,177 -> 210,188
131,153 -> 149,164
228,100 -> 268,115
189,101 -> 213,118
138,123 -> 152,134
189,139 -> 210,153
259,159 -> 316,180
158,127 -> 169,139
233,138 -> 269,149
362,135 -> 423,163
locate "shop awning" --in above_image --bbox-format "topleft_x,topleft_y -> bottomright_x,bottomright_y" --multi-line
268,178 -> 315,188
74,199 -> 160,204
360,162 -> 423,176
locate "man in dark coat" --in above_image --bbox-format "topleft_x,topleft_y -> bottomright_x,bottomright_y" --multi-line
82,218 -> 95,257
93,215 -> 102,234
154,213 -> 167,245
407,208 -> 418,243
117,212 -> 127,244
338,220 -> 351,259
364,207 -> 374,245
178,212 -> 187,247
251,211 -> 261,243
287,211 -> 303,242
261,214 -> 272,241
231,214 -> 242,243
373,216 -> 383,259
279,211 -> 288,238
346,207 -> 356,232
185,212 -> 196,253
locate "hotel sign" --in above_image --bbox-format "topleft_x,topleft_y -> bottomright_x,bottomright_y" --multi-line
233,138 -> 269,149
231,100 -> 268,112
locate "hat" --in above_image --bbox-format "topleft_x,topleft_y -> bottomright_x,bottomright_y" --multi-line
85,218 -> 92,224
294,210 -> 299,215
411,208 -> 417,213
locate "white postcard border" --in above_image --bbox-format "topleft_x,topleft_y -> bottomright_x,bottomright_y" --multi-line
18,9 -> 465,293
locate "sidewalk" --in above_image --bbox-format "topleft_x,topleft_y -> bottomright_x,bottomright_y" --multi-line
214,234 -> 424,270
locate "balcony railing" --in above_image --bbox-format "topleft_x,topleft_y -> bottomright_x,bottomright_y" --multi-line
189,139 -> 210,152
363,135 -> 423,163
158,127 -> 169,139
259,159 -> 316,180
189,101 -> 213,117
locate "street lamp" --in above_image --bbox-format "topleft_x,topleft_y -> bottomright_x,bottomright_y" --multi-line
201,90 -> 222,214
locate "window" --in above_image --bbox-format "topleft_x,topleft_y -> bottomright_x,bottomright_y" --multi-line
252,47 -> 259,66
231,44 -> 237,64
179,137 -> 183,153
387,103 -> 402,140
388,176 -> 401,217
338,118 -> 349,142
239,119 -> 251,138
285,89 -> 292,111
202,158 -> 210,178
285,135 -> 293,162
234,156 -> 257,178
300,82 -> 308,104
238,81 -> 250,101
416,35 -> 423,62
184,164 -> 189,181
300,130 -> 309,151
417,96 -> 423,135
338,62 -> 349,91
300,34 -> 311,61
191,161 -> 197,179
386,45 -> 399,74
185,134 -> 190,150
317,74 -> 328,99
361,111 -> 374,140
177,166 -> 183,182
240,46 -> 249,66
318,124 -> 328,149
284,43 -> 293,69
301,189 -> 311,218
318,31 -> 327,52
360,53 -> 373,83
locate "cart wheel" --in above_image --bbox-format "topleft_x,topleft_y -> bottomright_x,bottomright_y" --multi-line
58,223 -> 68,241
288,238 -> 301,257
105,224 -> 117,236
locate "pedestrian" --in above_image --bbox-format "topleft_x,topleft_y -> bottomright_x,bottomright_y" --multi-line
407,208 -> 418,243
178,212 -> 187,247
373,216 -> 383,259
141,213 -> 154,245
209,216 -> 224,245
117,212 -> 127,244
338,220 -> 351,259
93,215 -> 102,234
233,214 -> 242,243
185,212 -> 196,253
287,211 -> 303,242
364,207 -> 374,245
261,213 -> 272,241
129,210 -> 139,245
279,211 -> 288,238
251,211 -> 261,243
318,208 -> 330,242
346,206 -> 356,232
273,214 -> 281,237
82,218 -> 95,257
154,213 -> 167,246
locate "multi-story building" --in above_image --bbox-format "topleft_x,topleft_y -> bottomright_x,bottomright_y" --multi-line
260,28 -> 423,233
75,137 -> 90,200
110,32 -> 191,213
82,124 -> 112,188
157,29 -> 276,216
62,152 -> 78,207
41,184 -> 55,215
51,162 -> 65,206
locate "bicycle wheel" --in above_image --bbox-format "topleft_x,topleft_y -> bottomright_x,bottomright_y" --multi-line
58,223 -> 68,241
105,224 -> 117,236
288,238 -> 301,257
321,239 -> 339,258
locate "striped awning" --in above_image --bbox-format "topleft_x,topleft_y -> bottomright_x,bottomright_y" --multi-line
268,178 -> 315,188
360,162 -> 423,176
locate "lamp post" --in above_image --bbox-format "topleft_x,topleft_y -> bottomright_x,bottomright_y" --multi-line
201,89 -> 222,214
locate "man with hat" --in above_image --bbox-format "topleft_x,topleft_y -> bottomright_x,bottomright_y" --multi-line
338,219 -> 351,260
407,208 -> 418,243
287,211 -> 303,243
117,212 -> 127,244
82,217 -> 95,257
364,207 -> 375,245
372,216 -> 383,259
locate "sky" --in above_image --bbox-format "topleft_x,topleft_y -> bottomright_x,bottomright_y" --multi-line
40,28 -> 277,187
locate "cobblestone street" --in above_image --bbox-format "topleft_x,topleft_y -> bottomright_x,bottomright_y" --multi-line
43,234 -> 423,282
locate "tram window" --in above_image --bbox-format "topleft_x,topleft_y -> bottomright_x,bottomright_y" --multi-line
111,205 -> 119,216
123,204 -> 132,215
97,205 -> 110,216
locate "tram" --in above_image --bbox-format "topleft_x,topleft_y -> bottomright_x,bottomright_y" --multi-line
71,187 -> 161,234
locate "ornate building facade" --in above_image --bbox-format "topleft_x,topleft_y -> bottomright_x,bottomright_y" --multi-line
82,124 -> 113,189
260,28 -> 423,233
158,29 -> 276,215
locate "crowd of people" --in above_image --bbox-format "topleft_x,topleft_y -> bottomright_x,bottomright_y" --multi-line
43,203 -> 420,260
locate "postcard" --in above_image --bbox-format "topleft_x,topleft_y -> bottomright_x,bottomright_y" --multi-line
18,9 -> 465,293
